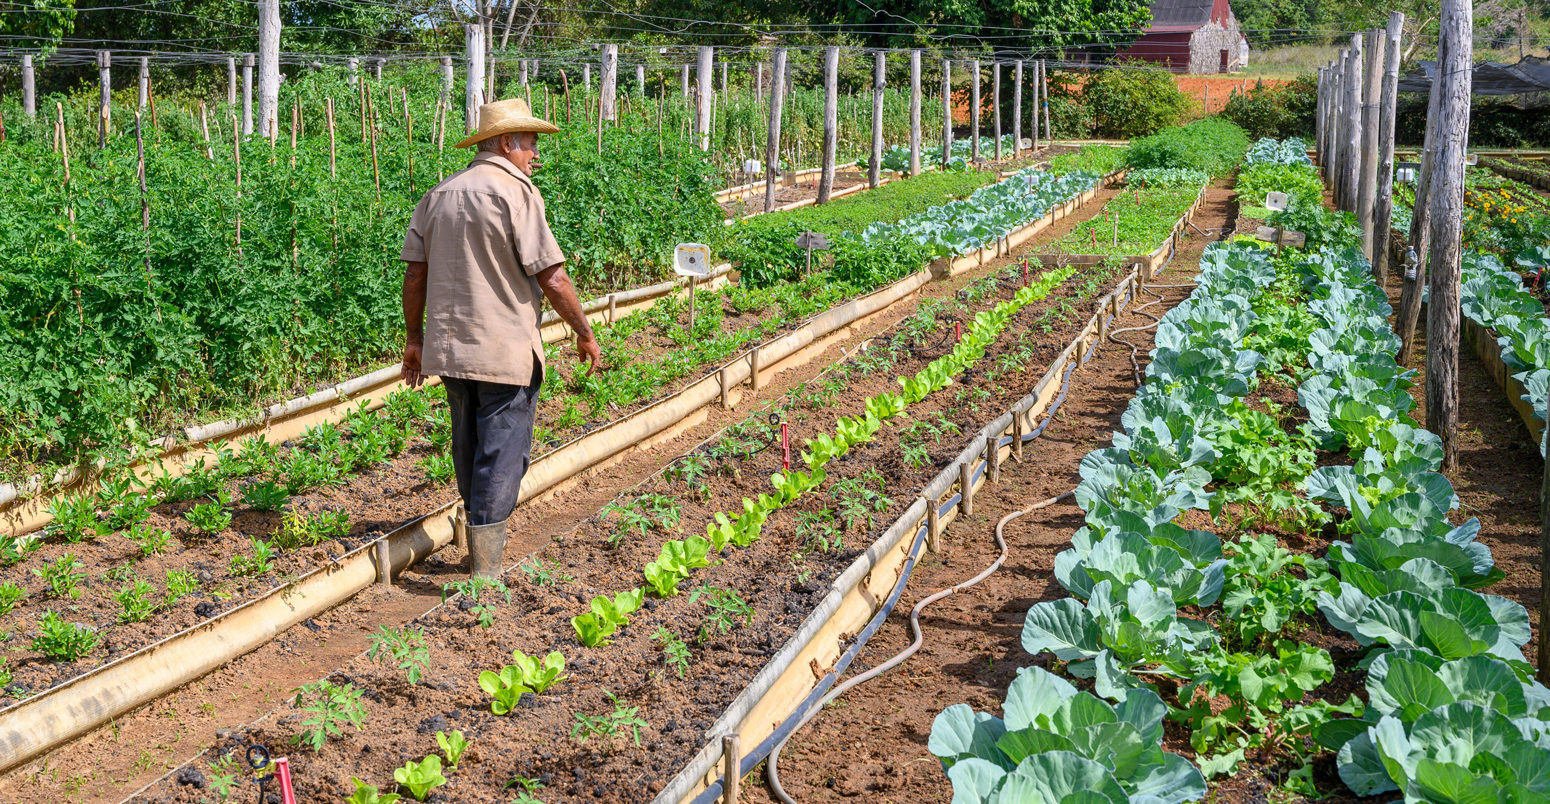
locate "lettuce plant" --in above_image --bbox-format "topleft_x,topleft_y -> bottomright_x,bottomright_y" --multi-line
571,589 -> 644,647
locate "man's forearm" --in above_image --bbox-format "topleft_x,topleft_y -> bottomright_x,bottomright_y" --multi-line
537,264 -> 594,341
403,261 -> 428,342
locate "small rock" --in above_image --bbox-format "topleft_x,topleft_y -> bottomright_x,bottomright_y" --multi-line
176,767 -> 207,789
194,601 -> 219,619
265,793 -> 282,804
458,598 -> 475,611
416,714 -> 449,734
517,693 -> 538,709
448,709 -> 463,720
198,570 -> 213,583
215,728 -> 234,740
300,619 -> 322,632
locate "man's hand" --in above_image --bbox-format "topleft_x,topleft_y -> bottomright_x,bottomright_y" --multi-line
576,333 -> 601,374
402,340 -> 425,388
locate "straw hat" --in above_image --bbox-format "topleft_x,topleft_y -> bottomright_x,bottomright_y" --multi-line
455,98 -> 559,148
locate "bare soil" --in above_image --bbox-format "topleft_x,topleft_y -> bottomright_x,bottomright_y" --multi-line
121,241 -> 1133,804
0,181 -> 1128,804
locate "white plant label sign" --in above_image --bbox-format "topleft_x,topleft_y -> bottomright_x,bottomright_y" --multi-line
674,243 -> 712,278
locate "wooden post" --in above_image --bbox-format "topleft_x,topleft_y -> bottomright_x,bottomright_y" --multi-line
1011,60 -> 1022,156
909,50 -> 922,176
241,53 -> 254,136
367,85 -> 381,200
373,57 -> 384,82
200,102 -> 213,159
870,51 -> 885,188
755,59 -> 763,102
18,55 -> 34,119
1424,0 -> 1472,472
1341,38 -> 1363,211
1358,28 -> 1384,264
257,0 -> 280,140
137,56 -> 149,110
722,735 -> 740,804
1371,13 -> 1405,287
1542,428 -> 1550,684
1031,60 -> 1040,153
226,56 -> 238,105
970,59 -> 980,163
325,97 -> 337,178
721,60 -> 728,93
347,56 -> 358,86
1315,66 -> 1327,175
55,102 -> 73,225
941,60 -> 952,167
466,23 -> 485,131
97,50 -> 111,146
763,48 -> 787,214
681,63 -> 690,98
696,46 -> 713,150
1041,60 -> 1051,140
818,46 -> 838,204
1397,47 -> 1445,366
636,63 -> 646,96
992,61 -> 1002,161
135,112 -> 148,232
959,460 -> 974,517
439,56 -> 454,110
602,44 -> 619,122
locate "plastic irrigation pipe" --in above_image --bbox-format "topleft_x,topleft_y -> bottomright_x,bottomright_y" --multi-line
766,487 -> 1075,804
686,314 -> 1114,804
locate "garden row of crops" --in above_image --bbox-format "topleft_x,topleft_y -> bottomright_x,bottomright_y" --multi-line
928,141 -> 1550,802
0,59 -> 1036,491
0,160 -> 1116,704
133,231 -> 1140,803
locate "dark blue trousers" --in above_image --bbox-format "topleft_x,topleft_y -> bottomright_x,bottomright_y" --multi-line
441,366 -> 542,526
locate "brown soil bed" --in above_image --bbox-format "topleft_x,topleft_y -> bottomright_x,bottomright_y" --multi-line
0,180 -> 1132,804
124,250 -> 1138,802
0,187 -> 1132,703
744,196 -> 1545,804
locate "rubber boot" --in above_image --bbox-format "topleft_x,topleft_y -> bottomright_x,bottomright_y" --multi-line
467,521 -> 508,581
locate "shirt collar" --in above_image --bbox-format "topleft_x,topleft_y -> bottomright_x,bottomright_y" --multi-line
469,151 -> 536,188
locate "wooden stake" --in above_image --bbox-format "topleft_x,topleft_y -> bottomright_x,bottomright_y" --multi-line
721,735 -> 740,804
56,102 -> 73,226
941,60 -> 952,167
1041,60 -> 1051,140
1358,28 -> 1385,266
561,69 -> 572,124
1012,60 -> 1023,156
367,85 -> 381,200
870,51 -> 885,189
909,50 -> 922,175
818,46 -> 837,204
1372,13 -> 1405,287
233,115 -> 243,252
993,61 -> 1002,161
97,50 -> 111,146
403,88 -> 413,195
325,97 -> 338,178
763,49 -> 787,214
970,59 -> 981,162
200,102 -> 213,159
1424,0 -> 1473,471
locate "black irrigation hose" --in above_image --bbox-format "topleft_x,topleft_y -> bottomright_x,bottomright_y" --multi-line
900,316 -> 962,355
762,316 -> 1101,804
1107,284 -> 1170,386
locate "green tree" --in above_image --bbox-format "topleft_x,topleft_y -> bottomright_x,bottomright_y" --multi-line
0,0 -> 77,55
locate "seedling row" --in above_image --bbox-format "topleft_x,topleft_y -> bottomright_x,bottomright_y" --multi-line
133,253 -> 1132,804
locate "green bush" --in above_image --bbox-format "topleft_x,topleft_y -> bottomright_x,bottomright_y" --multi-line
1046,96 -> 1097,139
1125,119 -> 1251,177
1237,163 -> 1325,208
1083,65 -> 1194,139
1220,75 -> 1317,140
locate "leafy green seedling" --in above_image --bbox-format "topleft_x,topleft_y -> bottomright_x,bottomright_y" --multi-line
34,553 -> 84,599
115,579 -> 159,623
441,577 -> 509,628
571,689 -> 649,750
347,778 -> 401,804
165,570 -> 199,604
652,627 -> 690,678
31,611 -> 98,661
505,776 -> 546,804
435,729 -> 470,770
229,537 -> 278,577
571,588 -> 645,647
0,582 -> 23,615
240,479 -> 290,512
290,679 -> 367,752
184,502 -> 232,535
368,626 -> 430,685
478,665 -> 533,715
393,755 -> 446,801
126,523 -> 175,556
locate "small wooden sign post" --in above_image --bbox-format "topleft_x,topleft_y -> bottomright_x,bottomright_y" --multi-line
674,243 -> 713,334
793,230 -> 831,274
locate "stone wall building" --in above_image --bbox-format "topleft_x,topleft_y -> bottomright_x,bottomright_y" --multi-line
1120,0 -> 1249,74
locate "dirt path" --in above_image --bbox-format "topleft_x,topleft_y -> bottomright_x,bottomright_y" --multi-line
740,182 -> 1235,803
0,184 -> 1130,804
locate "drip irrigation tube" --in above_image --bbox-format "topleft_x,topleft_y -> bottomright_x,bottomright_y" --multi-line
765,487 -> 1074,804
680,306 -> 1118,804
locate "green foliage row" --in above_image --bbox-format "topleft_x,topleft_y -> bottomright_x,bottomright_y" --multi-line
1124,119 -> 1252,178
1049,145 -> 1127,176
0,68 -> 724,479
1082,65 -> 1196,139
1052,186 -> 1201,255
1236,163 -> 1325,209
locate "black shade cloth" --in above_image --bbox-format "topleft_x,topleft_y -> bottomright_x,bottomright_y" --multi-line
1398,56 -> 1550,95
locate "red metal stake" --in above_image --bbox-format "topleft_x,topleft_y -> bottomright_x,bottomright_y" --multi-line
274,757 -> 297,804
780,422 -> 790,471
954,321 -> 962,344
1022,260 -> 1029,287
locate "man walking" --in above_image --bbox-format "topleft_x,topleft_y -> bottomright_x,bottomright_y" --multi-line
400,98 -> 601,579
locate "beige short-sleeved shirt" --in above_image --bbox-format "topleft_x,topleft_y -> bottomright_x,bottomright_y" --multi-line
401,151 -> 566,386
